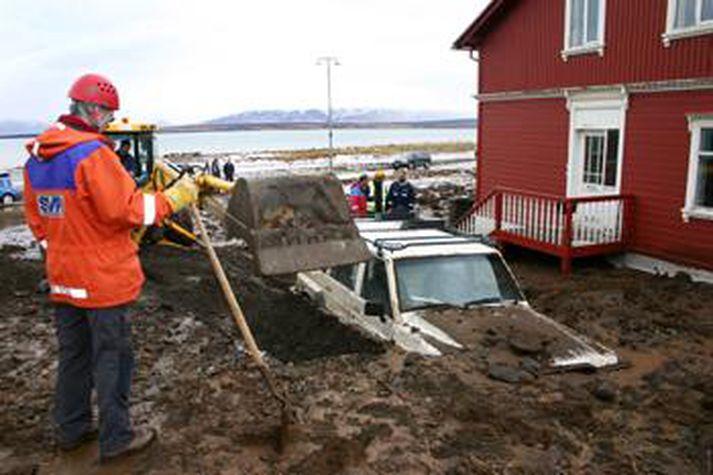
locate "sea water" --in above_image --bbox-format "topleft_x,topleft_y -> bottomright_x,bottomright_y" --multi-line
0,127 -> 474,169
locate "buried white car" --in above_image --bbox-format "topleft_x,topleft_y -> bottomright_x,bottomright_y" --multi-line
296,220 -> 619,371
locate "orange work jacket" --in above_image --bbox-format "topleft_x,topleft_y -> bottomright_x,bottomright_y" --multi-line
23,121 -> 174,308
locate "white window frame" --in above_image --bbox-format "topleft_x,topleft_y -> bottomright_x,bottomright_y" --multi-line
682,115 -> 713,222
562,0 -> 607,60
663,0 -> 713,46
565,89 -> 628,198
582,130 -> 621,187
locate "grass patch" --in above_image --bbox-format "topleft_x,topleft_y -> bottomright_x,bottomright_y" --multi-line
270,141 -> 475,161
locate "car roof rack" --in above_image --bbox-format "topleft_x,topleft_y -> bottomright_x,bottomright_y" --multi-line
355,218 -> 445,233
362,232 -> 493,253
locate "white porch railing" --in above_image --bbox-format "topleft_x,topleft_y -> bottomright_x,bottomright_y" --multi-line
454,188 -> 635,273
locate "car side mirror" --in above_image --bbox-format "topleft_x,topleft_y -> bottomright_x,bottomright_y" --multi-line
364,301 -> 385,317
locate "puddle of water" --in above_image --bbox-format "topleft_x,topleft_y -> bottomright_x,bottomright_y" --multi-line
611,349 -> 666,386
0,224 -> 40,260
0,206 -> 25,228
0,207 -> 42,260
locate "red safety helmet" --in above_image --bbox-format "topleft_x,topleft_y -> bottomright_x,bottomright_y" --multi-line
68,73 -> 120,111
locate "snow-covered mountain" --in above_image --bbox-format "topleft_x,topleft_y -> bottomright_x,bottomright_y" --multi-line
205,108 -> 468,126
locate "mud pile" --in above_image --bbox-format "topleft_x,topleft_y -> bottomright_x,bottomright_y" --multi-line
138,246 -> 384,363
0,229 -> 711,473
416,182 -> 468,219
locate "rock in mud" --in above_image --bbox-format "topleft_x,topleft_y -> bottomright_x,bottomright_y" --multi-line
481,328 -> 502,347
508,332 -> 545,355
488,363 -> 531,384
592,380 -> 618,402
403,353 -> 424,367
520,357 -> 542,376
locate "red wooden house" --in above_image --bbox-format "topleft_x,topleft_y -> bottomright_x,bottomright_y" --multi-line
453,0 -> 713,278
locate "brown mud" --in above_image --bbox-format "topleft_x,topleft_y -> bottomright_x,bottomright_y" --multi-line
0,211 -> 712,474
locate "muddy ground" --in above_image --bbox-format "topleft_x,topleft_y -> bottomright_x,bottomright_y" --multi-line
0,178 -> 712,474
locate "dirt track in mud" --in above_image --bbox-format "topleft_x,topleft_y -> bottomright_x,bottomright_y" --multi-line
0,196 -> 712,473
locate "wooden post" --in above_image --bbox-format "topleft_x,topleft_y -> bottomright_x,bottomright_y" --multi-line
561,200 -> 574,275
494,191 -> 503,234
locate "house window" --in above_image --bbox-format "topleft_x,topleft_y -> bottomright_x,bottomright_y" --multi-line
563,0 -> 606,59
664,0 -> 713,45
683,118 -> 713,221
582,130 -> 619,187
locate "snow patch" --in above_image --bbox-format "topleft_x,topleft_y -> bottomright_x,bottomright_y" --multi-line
0,225 -> 42,260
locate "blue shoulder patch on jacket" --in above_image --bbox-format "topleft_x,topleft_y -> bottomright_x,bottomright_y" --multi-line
26,140 -> 104,191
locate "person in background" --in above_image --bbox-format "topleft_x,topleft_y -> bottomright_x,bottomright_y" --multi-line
349,174 -> 370,217
23,73 -> 198,463
223,158 -> 235,182
211,158 -> 221,178
385,169 -> 416,220
116,140 -> 136,176
373,168 -> 386,218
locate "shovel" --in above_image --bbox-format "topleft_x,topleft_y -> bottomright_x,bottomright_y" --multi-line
188,204 -> 298,451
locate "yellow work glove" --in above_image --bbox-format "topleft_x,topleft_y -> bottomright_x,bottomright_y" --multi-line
163,176 -> 199,213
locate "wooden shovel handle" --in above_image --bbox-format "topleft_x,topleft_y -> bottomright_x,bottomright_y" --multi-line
188,204 -> 297,434
188,204 -> 267,368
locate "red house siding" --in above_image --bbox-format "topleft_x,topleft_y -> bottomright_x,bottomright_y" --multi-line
479,0 -> 713,94
477,91 -> 713,270
624,91 -> 713,270
463,0 -> 713,271
478,99 -> 568,199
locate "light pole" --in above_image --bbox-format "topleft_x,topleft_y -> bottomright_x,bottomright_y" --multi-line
317,56 -> 339,172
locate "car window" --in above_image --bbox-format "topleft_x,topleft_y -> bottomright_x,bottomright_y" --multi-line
329,264 -> 357,290
395,254 -> 523,311
361,259 -> 392,315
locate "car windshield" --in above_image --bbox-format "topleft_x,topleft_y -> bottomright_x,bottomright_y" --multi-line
395,254 -> 523,311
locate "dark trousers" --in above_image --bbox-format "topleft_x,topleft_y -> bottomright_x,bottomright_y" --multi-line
374,183 -> 384,213
53,304 -> 134,455
386,205 -> 413,220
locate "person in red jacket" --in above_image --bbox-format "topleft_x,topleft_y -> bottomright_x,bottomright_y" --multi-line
23,73 -> 197,462
348,174 -> 370,217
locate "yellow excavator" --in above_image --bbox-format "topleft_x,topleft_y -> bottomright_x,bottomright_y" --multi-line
105,118 -> 369,275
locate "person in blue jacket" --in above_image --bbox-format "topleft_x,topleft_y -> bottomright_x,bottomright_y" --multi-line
386,169 -> 416,219
116,140 -> 136,176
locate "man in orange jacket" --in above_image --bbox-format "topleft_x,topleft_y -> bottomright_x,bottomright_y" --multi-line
23,73 -> 197,462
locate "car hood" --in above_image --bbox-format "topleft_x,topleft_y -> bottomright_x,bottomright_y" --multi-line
401,304 -> 618,371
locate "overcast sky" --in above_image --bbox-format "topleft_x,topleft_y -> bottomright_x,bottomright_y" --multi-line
0,0 -> 488,125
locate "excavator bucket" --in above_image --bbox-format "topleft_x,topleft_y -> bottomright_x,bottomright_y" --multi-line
225,174 -> 371,275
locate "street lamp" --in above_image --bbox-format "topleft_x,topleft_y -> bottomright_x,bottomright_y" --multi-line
317,56 -> 339,172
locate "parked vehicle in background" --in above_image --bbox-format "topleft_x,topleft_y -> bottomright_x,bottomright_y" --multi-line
0,171 -> 22,206
296,220 -> 619,371
392,151 -> 431,170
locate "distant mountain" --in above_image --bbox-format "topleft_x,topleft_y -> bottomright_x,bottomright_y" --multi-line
204,108 -> 469,126
207,109 -> 324,125
0,109 -> 475,136
0,120 -> 47,136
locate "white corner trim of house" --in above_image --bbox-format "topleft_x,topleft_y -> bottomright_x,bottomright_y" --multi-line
609,253 -> 713,284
